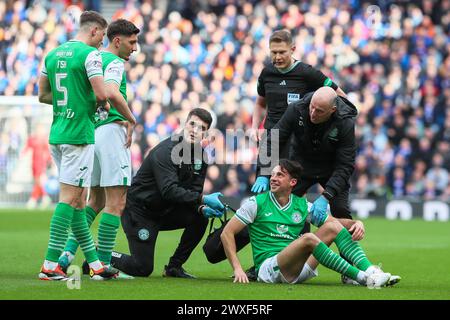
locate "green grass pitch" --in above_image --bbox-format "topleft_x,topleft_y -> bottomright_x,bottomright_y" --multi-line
0,208 -> 449,300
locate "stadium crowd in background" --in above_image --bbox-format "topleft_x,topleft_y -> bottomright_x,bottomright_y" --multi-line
0,0 -> 449,202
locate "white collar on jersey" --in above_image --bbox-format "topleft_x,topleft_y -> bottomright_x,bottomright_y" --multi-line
269,192 -> 292,211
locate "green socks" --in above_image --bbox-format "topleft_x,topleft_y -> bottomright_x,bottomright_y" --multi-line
313,241 -> 360,280
334,228 -> 372,271
70,208 -> 98,263
97,213 -> 121,265
64,206 -> 98,255
61,207 -> 120,265
45,203 -> 75,262
311,228 -> 375,283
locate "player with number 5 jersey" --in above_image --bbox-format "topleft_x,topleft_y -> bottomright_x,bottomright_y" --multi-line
37,11 -> 118,281
43,41 -> 103,145
58,20 -> 140,279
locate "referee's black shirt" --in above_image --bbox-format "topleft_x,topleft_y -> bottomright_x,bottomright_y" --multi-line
257,60 -> 338,129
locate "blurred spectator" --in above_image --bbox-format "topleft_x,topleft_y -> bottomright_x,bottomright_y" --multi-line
0,133 -> 8,190
0,0 -> 449,201
425,154 -> 449,196
22,123 -> 52,209
391,167 -> 407,198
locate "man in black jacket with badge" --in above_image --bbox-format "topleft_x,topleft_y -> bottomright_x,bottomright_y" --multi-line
111,108 -> 225,278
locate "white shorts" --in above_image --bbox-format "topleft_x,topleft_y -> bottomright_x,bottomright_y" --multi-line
50,144 -> 95,188
257,255 -> 318,284
91,122 -> 131,187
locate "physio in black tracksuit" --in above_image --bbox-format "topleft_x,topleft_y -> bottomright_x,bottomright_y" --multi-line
257,87 -> 358,220
111,108 -> 225,278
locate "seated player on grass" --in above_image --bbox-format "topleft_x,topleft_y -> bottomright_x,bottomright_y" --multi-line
221,159 -> 401,288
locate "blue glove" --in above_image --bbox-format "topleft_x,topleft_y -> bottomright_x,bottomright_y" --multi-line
310,195 -> 329,226
203,192 -> 225,211
202,206 -> 224,218
251,176 -> 269,193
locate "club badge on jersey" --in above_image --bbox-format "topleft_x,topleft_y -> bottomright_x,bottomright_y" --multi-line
138,228 -> 150,241
194,159 -> 202,172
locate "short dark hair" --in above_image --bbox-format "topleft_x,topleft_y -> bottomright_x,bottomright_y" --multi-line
80,11 -> 108,29
187,108 -> 213,129
107,19 -> 140,41
269,29 -> 293,45
278,159 -> 303,181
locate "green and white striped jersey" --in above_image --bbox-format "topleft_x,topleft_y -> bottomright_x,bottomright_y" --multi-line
41,40 -> 103,145
235,192 -> 329,271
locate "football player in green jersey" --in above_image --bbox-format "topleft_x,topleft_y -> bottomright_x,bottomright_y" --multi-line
222,159 -> 400,288
37,11 -> 118,281
58,19 -> 139,278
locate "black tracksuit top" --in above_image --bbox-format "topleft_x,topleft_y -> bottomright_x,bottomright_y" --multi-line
257,61 -> 338,129
127,134 -> 206,215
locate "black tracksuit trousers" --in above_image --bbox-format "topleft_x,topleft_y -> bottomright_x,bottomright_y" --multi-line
110,200 -> 208,277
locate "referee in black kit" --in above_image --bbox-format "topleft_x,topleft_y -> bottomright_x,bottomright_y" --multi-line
251,29 -> 347,192
110,108 -> 225,279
